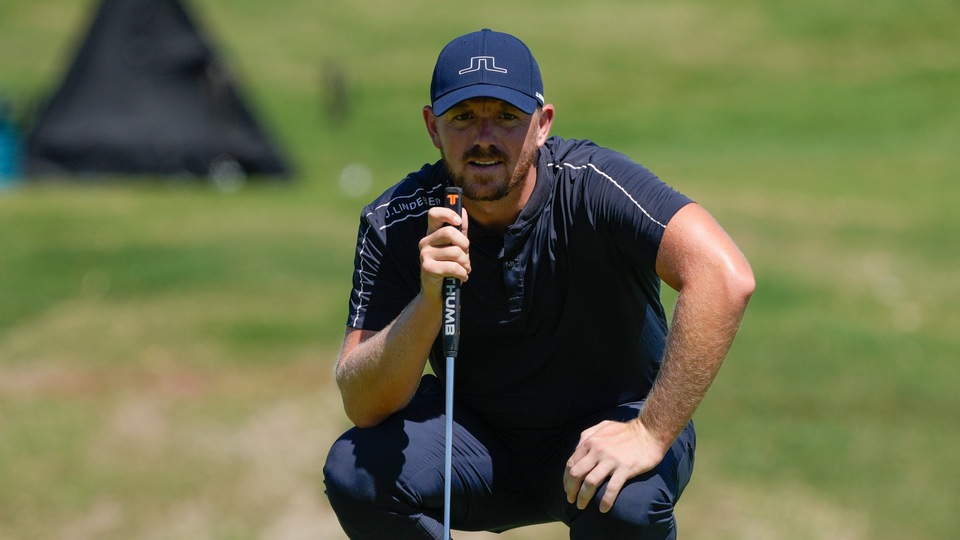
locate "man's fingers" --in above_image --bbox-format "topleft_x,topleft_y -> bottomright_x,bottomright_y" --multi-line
566,459 -> 627,513
421,243 -> 470,266
598,470 -> 629,513
563,421 -> 645,512
420,207 -> 471,285
564,442 -> 612,509
421,224 -> 469,252
563,452 -> 589,504
562,466 -> 579,504
459,206 -> 469,236
563,422 -> 607,504
426,206 -> 464,234
575,462 -> 614,510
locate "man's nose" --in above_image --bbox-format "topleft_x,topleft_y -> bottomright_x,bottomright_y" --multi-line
474,118 -> 496,145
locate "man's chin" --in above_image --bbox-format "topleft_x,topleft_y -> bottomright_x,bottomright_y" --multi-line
451,174 -> 508,202
463,187 -> 507,202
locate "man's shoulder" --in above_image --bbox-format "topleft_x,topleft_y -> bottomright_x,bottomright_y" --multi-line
545,136 -> 636,167
544,136 -> 601,162
360,162 -> 447,233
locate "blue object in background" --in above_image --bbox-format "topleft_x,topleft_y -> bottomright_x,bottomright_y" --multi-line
0,99 -> 23,189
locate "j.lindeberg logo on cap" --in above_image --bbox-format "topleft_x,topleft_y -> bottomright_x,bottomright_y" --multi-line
459,56 -> 508,75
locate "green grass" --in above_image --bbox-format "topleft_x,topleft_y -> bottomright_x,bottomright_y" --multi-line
2,0 -> 959,538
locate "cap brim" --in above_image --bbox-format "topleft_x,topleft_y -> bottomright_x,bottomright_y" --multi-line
432,84 -> 540,116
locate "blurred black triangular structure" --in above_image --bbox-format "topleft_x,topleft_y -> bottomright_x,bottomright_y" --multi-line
26,0 -> 291,180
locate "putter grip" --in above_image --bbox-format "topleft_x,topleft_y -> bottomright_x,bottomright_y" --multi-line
442,187 -> 463,358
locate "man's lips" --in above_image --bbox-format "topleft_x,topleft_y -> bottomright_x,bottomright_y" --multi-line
463,147 -> 507,168
468,159 -> 503,168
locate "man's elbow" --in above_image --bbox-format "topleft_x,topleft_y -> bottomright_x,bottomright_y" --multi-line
335,380 -> 378,429
336,372 -> 404,429
340,391 -> 391,429
728,262 -> 756,310
345,407 -> 387,429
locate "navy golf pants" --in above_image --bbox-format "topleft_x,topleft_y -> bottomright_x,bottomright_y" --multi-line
324,375 -> 695,539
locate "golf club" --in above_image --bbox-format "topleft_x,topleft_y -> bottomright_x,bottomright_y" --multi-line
442,186 -> 463,540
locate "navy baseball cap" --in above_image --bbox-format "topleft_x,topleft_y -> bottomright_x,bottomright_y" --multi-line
430,29 -> 545,116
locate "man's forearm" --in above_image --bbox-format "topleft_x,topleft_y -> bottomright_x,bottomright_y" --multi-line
638,278 -> 752,452
335,292 -> 442,427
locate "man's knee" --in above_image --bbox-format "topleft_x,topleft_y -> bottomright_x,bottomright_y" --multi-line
569,478 -> 679,539
324,429 -> 428,539
591,431 -> 693,539
323,432 -> 377,511
607,484 -> 676,538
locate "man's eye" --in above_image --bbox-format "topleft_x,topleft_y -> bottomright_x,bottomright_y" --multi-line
453,114 -> 473,121
499,113 -> 518,121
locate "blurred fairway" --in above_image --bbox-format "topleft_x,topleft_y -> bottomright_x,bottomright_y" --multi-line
1,0 -> 958,538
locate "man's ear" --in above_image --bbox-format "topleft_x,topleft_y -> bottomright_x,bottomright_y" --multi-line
423,106 -> 442,150
536,104 -> 556,146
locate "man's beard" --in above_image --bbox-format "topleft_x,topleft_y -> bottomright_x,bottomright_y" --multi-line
442,141 -> 539,202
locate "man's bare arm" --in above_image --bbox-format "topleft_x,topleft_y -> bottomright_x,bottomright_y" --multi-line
642,202 -> 755,448
564,202 -> 754,512
334,206 -> 470,428
335,296 -> 441,428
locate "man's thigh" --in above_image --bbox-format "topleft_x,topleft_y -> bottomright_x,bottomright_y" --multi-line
324,375 -> 553,536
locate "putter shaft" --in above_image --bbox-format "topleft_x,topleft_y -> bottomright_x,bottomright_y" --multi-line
443,355 -> 454,539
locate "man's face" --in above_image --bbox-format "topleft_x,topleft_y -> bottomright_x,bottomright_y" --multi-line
426,98 -> 544,202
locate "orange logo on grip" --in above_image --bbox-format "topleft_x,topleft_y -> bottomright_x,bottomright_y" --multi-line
446,193 -> 460,206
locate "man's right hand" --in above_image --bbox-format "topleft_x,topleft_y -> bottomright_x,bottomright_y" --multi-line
418,205 -> 470,301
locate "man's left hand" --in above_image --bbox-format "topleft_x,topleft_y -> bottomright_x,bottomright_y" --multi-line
562,419 -> 667,513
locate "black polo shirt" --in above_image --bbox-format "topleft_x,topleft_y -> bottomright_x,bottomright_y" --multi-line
346,136 -> 693,430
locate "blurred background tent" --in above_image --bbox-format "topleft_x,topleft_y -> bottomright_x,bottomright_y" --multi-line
24,0 -> 290,180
